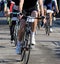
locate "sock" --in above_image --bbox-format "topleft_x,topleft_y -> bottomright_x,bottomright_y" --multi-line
31,32 -> 35,37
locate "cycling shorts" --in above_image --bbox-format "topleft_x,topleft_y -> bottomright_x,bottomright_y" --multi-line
44,3 -> 52,10
22,5 -> 38,16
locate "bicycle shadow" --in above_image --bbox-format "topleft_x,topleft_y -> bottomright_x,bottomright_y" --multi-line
0,38 -> 10,40
0,58 -> 20,63
0,46 -> 5,48
36,40 -> 60,57
53,19 -> 60,28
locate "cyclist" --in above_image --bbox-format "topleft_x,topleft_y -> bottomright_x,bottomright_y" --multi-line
4,0 -> 18,43
4,0 -> 44,54
52,0 -> 59,21
4,0 -> 13,43
4,0 -> 11,14
15,0 -> 45,54
44,0 -> 59,32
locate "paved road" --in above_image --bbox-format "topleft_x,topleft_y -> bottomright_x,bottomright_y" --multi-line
0,19 -> 60,64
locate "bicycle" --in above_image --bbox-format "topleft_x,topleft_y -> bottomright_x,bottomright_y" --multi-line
37,17 -> 44,29
10,12 -> 20,46
45,13 -> 50,36
19,15 -> 44,64
45,10 -> 54,36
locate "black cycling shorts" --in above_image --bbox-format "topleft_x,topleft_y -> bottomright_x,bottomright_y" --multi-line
22,5 -> 38,16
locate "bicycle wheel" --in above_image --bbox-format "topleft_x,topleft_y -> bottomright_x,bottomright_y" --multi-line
47,26 -> 50,36
37,20 -> 41,29
20,32 -> 31,64
14,25 -> 18,46
47,20 -> 50,36
45,19 -> 50,36
45,13 -> 50,36
23,34 -> 31,64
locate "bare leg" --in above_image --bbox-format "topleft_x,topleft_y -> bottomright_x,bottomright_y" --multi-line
18,19 -> 26,41
31,11 -> 38,45
50,13 -> 52,26
31,11 -> 38,32
16,19 -> 26,54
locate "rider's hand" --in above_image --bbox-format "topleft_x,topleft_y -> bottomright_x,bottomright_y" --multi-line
57,10 -> 59,13
19,13 -> 23,19
4,11 -> 10,17
4,11 -> 8,16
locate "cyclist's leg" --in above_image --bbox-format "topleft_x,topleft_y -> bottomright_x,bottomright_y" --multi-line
50,12 -> 52,26
49,12 -> 53,32
5,8 -> 14,42
40,6 -> 47,27
48,3 -> 53,32
31,10 -> 38,45
43,6 -> 47,25
18,19 -> 26,41
16,18 -> 26,54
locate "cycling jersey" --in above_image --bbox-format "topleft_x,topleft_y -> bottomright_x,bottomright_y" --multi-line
10,0 -> 38,12
44,0 -> 52,10
7,0 -> 11,8
12,0 -> 20,5
23,0 -> 37,9
11,0 -> 37,9
5,0 -> 38,13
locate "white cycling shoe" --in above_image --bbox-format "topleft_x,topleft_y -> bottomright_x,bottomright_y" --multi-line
50,28 -> 53,32
31,35 -> 36,45
11,40 -> 15,44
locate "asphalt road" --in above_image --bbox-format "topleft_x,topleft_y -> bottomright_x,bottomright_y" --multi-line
0,19 -> 60,64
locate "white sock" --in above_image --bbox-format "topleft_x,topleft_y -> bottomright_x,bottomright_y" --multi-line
31,32 -> 35,37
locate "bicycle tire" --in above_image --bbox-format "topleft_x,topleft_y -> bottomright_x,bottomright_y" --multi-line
47,26 -> 50,36
23,34 -> 31,64
47,20 -> 50,36
45,19 -> 50,36
20,31 -> 31,64
14,25 -> 18,46
37,21 -> 41,29
45,23 -> 48,35
45,24 -> 50,36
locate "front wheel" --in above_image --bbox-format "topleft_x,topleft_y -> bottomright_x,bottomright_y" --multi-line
14,25 -> 18,46
45,20 -> 50,36
21,33 -> 31,64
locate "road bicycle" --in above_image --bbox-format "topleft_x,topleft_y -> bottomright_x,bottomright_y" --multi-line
10,12 -> 20,46
45,13 -> 50,36
45,10 -> 54,36
19,15 -> 44,64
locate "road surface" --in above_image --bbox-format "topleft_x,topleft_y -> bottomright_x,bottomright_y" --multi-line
0,19 -> 60,64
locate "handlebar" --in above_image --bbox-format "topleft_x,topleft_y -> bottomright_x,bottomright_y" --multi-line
22,15 -> 45,23
10,12 -> 20,18
22,15 -> 45,20
10,12 -> 45,21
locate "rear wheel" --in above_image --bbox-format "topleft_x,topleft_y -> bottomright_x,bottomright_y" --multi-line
47,20 -> 50,36
45,20 -> 50,36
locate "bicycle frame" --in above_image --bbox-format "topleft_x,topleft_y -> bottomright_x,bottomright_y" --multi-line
20,16 -> 33,64
20,15 -> 45,64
